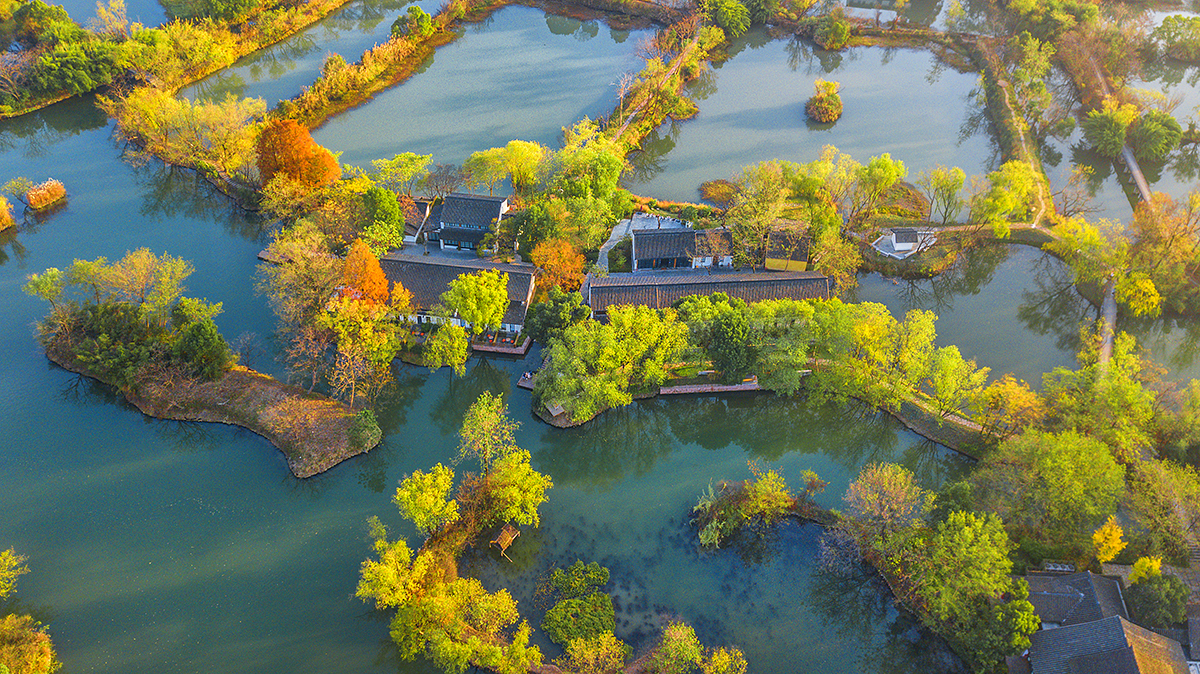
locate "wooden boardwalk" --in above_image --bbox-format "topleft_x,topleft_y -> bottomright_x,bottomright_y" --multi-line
659,380 -> 761,395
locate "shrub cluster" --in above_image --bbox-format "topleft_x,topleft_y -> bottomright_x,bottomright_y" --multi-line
805,79 -> 842,123
25,179 -> 66,210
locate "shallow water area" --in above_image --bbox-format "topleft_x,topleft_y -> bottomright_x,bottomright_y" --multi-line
627,31 -> 996,202
49,0 -> 168,27
0,98 -> 972,674
857,243 -> 1200,384
179,0 -> 433,105
311,5 -> 650,169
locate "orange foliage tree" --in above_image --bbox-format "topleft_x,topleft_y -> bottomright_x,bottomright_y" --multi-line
256,119 -> 341,190
341,239 -> 389,305
529,238 -> 585,292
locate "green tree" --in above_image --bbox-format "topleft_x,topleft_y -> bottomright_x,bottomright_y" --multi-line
502,140 -> 546,195
534,305 -> 688,422
391,5 -> 433,37
914,511 -> 1015,625
361,186 -> 402,256
969,160 -> 1039,237
1081,97 -> 1138,159
814,12 -> 850,49
951,581 -> 1039,674
804,79 -> 842,123
701,647 -> 748,674
710,304 -> 755,383
727,160 -> 788,264
649,622 -> 704,674
442,269 -> 509,336
171,317 -> 235,380
0,549 -> 28,599
1128,110 -> 1182,162
554,633 -> 629,674
541,593 -> 615,647
1126,574 -> 1189,628
524,287 -> 590,345
394,463 -> 459,537
457,391 -> 518,470
371,152 -> 431,196
486,449 -> 553,527
968,429 -> 1124,543
703,0 -> 750,37
924,345 -> 990,420
847,153 -> 907,228
423,323 -> 469,376
463,147 -> 508,195
916,165 -> 965,225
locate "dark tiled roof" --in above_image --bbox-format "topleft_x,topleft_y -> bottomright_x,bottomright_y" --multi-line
766,230 -> 810,262
588,271 -> 831,313
439,193 -> 507,229
893,227 -> 919,244
1188,604 -> 1199,659
405,200 -> 431,238
379,254 -> 535,326
1027,572 -> 1128,626
1028,616 -> 1188,674
633,228 -> 736,262
633,229 -> 697,261
437,226 -> 488,245
693,229 -> 735,256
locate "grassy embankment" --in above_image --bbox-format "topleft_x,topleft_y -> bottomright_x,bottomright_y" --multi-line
278,0 -> 684,128
47,345 -> 374,478
1,0 -> 356,120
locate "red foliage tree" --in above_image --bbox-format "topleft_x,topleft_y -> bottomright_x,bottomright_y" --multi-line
529,238 -> 585,292
256,119 -> 341,190
341,239 -> 389,305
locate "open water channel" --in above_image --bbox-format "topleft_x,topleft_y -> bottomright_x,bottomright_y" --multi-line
4,4 -> 1200,674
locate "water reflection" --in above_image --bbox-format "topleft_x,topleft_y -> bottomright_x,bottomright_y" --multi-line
803,559 -> 966,674
0,227 -> 28,267
0,96 -> 108,159
128,162 -> 267,242
1016,250 -> 1094,353
427,358 -> 513,436
536,394 -> 970,491
545,14 -> 600,40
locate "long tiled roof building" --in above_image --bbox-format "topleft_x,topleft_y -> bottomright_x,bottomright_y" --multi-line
378,253 -> 535,329
1028,615 -> 1189,674
587,270 -> 831,315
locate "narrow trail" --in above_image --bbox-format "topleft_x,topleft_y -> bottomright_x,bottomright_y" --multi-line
611,36 -> 699,144
995,74 -> 1050,227
1082,56 -> 1152,365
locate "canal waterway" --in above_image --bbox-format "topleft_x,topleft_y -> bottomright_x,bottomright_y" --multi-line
627,31 -> 996,203
6,8 -> 1200,674
311,5 -> 652,170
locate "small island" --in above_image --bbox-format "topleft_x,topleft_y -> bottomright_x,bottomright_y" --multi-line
24,248 -> 381,478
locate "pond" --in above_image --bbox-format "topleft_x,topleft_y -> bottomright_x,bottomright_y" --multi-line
179,0 -> 431,106
0,84 -> 972,674
310,5 -> 651,170
626,30 -> 997,202
856,242 -> 1200,385
50,0 -> 168,29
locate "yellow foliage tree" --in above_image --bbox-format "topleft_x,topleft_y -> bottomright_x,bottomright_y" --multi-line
1129,555 -> 1162,584
1092,515 -> 1126,563
341,239 -> 389,305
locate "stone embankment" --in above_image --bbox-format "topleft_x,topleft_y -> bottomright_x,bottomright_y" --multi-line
48,350 -> 376,478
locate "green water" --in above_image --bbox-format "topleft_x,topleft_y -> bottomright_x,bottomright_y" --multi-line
310,6 -> 650,169
180,0 -> 428,106
627,32 -> 996,202
857,243 -> 1200,384
0,16 -> 977,674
